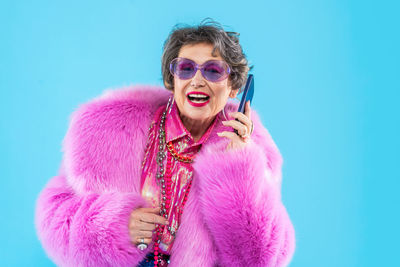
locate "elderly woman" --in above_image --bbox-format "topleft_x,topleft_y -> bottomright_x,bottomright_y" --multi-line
35,20 -> 295,267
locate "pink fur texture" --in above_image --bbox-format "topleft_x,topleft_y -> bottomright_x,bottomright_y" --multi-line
35,85 -> 295,266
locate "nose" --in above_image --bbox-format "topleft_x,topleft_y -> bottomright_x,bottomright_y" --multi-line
190,69 -> 206,87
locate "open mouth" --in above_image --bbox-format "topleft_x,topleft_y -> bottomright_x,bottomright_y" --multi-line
186,92 -> 210,104
187,94 -> 210,103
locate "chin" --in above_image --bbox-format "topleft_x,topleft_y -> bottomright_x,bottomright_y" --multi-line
183,109 -> 213,121
184,112 -> 207,121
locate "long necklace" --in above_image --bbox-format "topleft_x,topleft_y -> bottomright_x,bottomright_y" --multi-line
152,98 -> 195,266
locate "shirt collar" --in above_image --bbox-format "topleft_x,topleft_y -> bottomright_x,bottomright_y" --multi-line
165,101 -> 218,146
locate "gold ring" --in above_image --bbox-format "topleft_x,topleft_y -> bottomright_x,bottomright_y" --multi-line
241,127 -> 248,137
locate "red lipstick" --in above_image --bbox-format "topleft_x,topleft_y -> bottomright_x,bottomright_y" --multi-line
186,91 -> 210,107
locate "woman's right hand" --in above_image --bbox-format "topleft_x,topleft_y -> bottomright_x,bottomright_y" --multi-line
129,207 -> 169,246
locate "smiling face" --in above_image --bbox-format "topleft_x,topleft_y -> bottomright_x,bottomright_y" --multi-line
172,42 -> 238,126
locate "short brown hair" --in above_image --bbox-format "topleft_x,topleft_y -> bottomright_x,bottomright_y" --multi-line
161,18 -> 251,91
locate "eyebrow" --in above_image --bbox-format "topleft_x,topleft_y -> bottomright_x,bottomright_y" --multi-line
177,57 -> 224,65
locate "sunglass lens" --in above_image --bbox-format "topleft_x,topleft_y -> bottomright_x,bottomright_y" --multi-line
175,59 -> 195,79
203,62 -> 227,82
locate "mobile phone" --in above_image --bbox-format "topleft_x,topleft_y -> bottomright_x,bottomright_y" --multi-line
237,74 -> 254,113
234,74 -> 254,135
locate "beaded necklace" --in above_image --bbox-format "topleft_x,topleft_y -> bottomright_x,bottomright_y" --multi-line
152,98 -> 195,266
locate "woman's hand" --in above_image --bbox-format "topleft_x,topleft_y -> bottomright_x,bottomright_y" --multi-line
218,101 -> 253,151
129,207 -> 169,246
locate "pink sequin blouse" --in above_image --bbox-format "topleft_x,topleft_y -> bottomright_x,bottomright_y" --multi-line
140,101 -> 217,254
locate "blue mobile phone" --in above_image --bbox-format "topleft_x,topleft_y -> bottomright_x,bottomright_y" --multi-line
237,74 -> 254,113
234,74 -> 254,134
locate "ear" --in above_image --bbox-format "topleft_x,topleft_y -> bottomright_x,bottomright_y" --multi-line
227,79 -> 239,98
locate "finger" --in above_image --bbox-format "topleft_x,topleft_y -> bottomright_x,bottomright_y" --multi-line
139,213 -> 169,225
130,207 -> 159,220
128,218 -> 156,231
134,221 -> 157,231
147,207 -> 161,214
229,112 -> 252,127
245,100 -> 252,119
221,120 -> 247,136
136,230 -> 154,238
138,237 -> 152,244
130,229 -> 154,239
217,131 -> 244,142
131,236 -> 152,245
244,101 -> 253,135
129,228 -> 154,241
228,113 -> 252,135
136,207 -> 160,214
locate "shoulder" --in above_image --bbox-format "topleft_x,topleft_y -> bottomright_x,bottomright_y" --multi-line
66,85 -> 171,129
61,85 -> 171,193
63,85 -> 171,147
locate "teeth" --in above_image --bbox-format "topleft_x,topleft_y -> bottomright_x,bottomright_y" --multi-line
191,98 -> 208,103
187,93 -> 209,103
188,93 -> 209,98
188,93 -> 209,103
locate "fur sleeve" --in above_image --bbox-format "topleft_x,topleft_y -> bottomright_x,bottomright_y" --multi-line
34,86 -> 170,266
193,116 -> 296,267
35,174 -> 149,267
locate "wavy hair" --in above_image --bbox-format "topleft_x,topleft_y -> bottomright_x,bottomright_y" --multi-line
161,18 -> 252,92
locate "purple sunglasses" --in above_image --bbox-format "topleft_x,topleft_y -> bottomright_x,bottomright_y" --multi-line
169,57 -> 231,82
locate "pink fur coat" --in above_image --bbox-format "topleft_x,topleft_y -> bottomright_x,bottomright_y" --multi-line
35,85 -> 295,267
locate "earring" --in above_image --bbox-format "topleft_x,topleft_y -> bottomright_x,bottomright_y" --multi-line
222,107 -> 228,120
166,95 -> 174,115
229,89 -> 240,100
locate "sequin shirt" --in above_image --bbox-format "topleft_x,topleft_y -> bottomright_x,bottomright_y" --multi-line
140,101 -> 217,254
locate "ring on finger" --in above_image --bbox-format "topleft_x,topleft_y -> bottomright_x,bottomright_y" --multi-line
137,237 -> 147,244
241,133 -> 250,142
240,127 -> 248,137
137,237 -> 148,250
240,127 -> 250,142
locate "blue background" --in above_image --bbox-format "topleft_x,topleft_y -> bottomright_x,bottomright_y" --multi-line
1,0 -> 399,266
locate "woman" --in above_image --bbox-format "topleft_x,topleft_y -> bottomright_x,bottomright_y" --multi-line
35,20 -> 295,267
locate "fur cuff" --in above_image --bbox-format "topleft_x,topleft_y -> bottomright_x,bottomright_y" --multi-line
35,175 -> 149,267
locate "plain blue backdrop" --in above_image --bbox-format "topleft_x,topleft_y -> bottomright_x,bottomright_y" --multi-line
1,0 -> 399,266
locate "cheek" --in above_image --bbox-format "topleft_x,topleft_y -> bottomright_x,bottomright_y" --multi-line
218,82 -> 231,97
213,87 -> 231,106
174,80 -> 189,96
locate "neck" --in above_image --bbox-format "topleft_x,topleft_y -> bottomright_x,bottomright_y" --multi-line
179,113 -> 215,142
